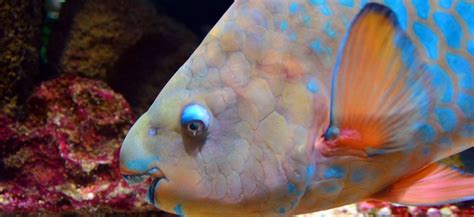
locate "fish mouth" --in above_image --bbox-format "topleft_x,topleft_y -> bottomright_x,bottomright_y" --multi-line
123,174 -> 149,185
122,167 -> 166,207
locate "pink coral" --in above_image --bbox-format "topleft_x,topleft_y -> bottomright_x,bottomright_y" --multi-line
0,76 -> 156,213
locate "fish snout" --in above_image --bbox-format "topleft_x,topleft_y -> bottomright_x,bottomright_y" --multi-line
119,117 -> 163,184
119,141 -> 164,185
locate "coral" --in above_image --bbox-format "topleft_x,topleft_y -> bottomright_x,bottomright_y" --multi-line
354,200 -> 474,217
51,0 -> 197,114
299,201 -> 474,216
0,0 -> 43,117
0,76 -> 165,214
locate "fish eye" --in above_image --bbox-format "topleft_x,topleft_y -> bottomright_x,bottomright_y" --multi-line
186,121 -> 205,136
180,104 -> 211,137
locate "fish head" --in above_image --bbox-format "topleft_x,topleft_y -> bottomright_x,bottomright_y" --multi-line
118,1 -> 333,215
119,55 -> 320,215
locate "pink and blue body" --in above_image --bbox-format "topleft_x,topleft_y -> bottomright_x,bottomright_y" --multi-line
119,0 -> 474,216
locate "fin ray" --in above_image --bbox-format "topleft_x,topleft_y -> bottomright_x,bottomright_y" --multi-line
323,3 -> 434,155
373,163 -> 474,205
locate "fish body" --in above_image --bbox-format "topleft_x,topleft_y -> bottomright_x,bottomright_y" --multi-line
120,0 -> 474,216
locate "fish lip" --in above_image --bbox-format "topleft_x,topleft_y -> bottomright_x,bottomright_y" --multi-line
146,168 -> 166,207
147,177 -> 163,206
122,167 -> 167,207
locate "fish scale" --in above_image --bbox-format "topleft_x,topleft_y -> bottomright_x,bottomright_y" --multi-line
119,0 -> 473,216
224,0 -> 473,158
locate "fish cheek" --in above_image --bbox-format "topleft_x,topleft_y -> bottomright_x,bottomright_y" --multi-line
181,133 -> 207,156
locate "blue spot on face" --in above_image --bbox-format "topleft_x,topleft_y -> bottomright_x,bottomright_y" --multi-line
126,157 -> 160,172
456,1 -> 474,35
467,41 -> 474,56
305,164 -> 316,186
278,207 -> 286,214
309,0 -> 331,16
324,21 -> 336,38
411,0 -> 430,19
280,21 -> 289,31
413,22 -> 439,60
446,52 -> 473,90
289,2 -> 299,15
310,39 -> 324,54
306,78 -> 319,93
148,128 -> 158,137
457,93 -> 474,119
435,107 -> 458,132
287,183 -> 297,194
174,204 -> 184,215
324,166 -> 345,179
384,0 -> 408,30
416,124 -> 436,144
427,65 -> 453,103
439,0 -> 452,8
433,12 -> 463,49
339,0 -> 354,7
351,170 -> 365,183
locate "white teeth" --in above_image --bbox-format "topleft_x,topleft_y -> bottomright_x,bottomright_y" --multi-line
148,168 -> 159,174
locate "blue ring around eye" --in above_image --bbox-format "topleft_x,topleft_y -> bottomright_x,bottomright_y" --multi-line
180,104 -> 211,129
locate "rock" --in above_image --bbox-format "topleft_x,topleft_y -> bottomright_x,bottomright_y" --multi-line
0,0 -> 43,118
0,76 -> 161,214
51,0 -> 198,114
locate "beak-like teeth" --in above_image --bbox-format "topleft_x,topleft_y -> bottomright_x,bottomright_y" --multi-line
122,167 -> 165,185
123,174 -> 148,185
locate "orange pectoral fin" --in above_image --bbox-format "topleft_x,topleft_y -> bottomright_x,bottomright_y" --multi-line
323,3 -> 434,156
372,163 -> 474,205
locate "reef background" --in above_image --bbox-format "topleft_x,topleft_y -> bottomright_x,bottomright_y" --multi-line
0,0 -> 231,215
0,0 -> 473,216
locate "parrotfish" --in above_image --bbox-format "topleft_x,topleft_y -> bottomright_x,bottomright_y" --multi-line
119,0 -> 474,216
